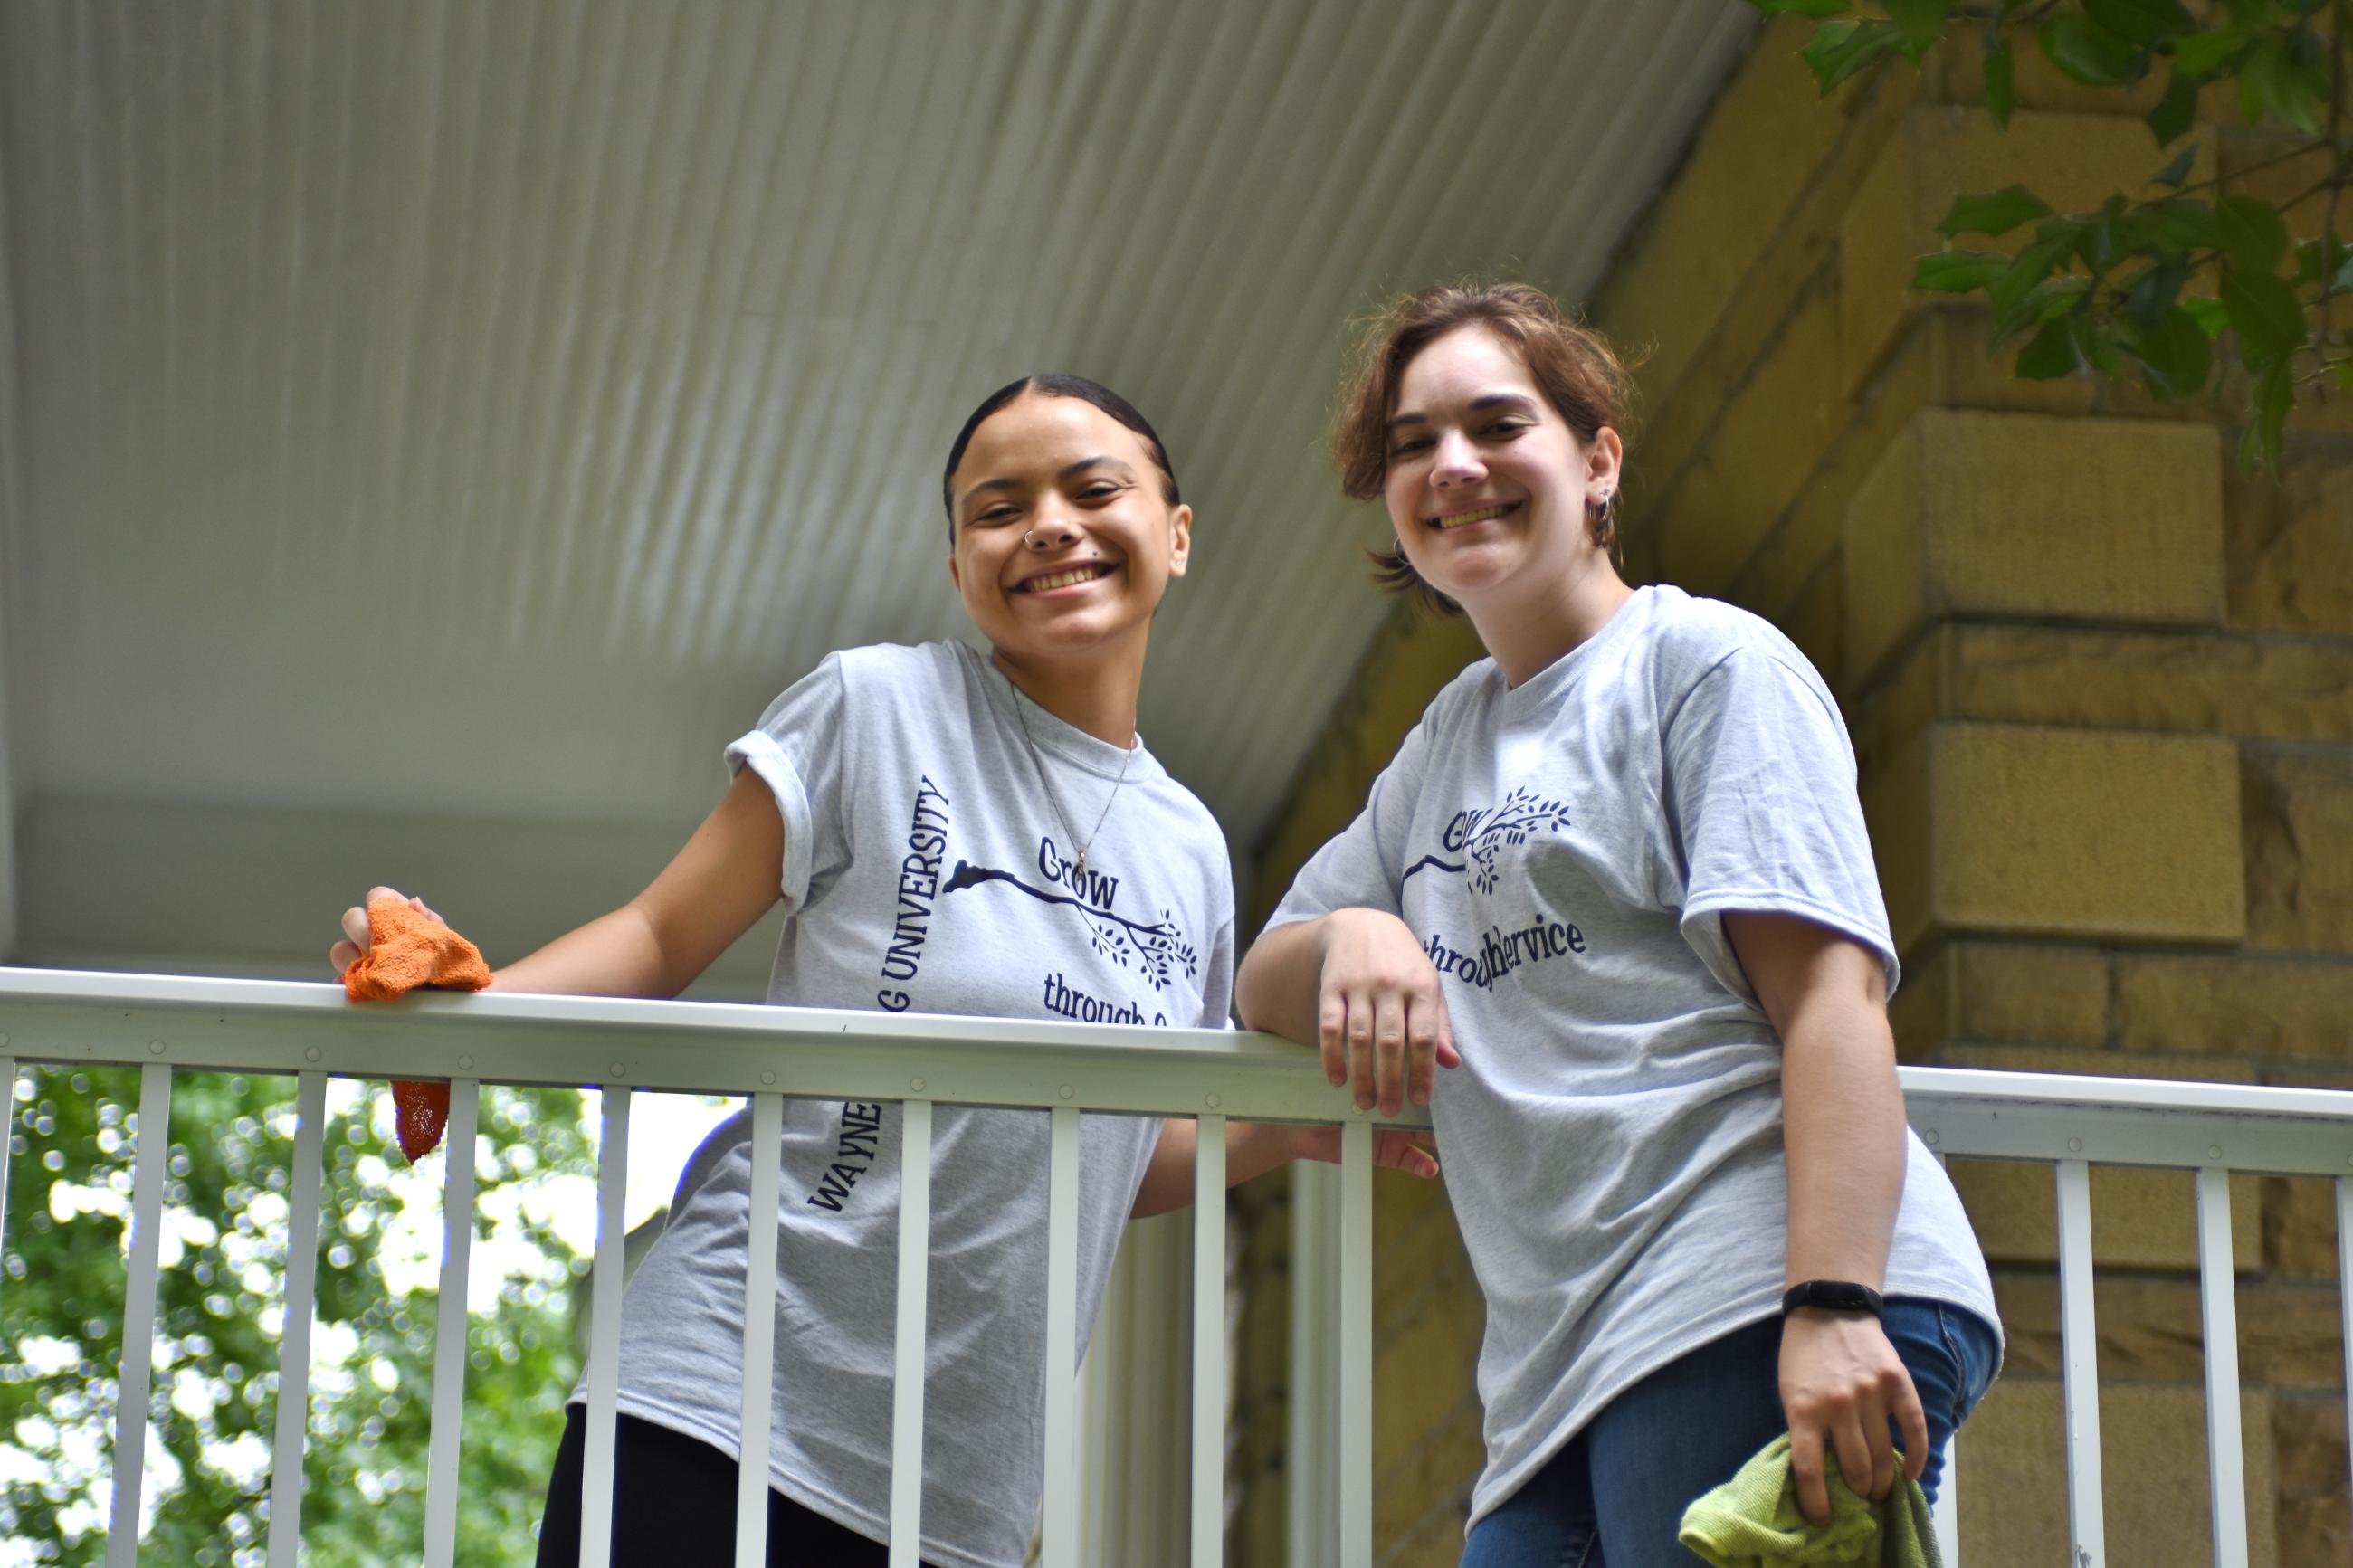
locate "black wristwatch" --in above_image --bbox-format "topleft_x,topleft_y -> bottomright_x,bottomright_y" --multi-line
1782,1280 -> 1885,1317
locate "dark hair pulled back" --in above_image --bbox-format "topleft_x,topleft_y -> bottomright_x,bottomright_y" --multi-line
941,374 -> 1181,543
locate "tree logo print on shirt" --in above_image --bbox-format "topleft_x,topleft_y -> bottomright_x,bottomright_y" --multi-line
1401,785 -> 1576,894
938,860 -> 1199,993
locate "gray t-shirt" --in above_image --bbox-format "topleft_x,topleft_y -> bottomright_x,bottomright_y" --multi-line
600,641 -> 1234,1568
1267,585 -> 1996,1530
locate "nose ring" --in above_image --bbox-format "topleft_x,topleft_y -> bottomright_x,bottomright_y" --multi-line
1024,527 -> 1042,547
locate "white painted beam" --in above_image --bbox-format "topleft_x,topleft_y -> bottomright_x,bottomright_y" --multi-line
12,797 -> 779,997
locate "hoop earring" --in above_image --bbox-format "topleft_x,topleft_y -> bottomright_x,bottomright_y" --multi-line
1587,489 -> 1617,548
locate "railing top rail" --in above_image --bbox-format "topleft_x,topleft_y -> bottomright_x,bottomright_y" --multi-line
0,966 -> 1434,1127
10,968 -> 2353,1157
1898,1064 -> 2353,1177
1898,1063 -> 2353,1123
0,965 -> 1267,1057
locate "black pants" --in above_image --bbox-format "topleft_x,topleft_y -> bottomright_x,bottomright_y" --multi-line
536,1407 -> 929,1567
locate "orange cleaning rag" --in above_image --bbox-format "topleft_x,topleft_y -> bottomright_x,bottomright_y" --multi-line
341,898 -> 492,1162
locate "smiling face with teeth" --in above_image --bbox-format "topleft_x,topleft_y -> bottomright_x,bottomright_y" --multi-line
947,390 -> 1193,727
1382,325 -> 1628,681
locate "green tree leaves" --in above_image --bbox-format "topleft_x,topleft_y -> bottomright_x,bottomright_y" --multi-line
1938,185 -> 2053,238
1985,36 -> 2019,128
2243,360 -> 2295,470
2173,27 -> 2254,79
2136,305 -> 2215,399
2217,195 -> 2290,274
3,1069 -> 593,1566
2082,0 -> 2196,50
2221,269 -> 2306,363
2239,28 -> 2334,133
2041,12 -> 2149,86
1885,0 -> 1954,53
1802,20 -> 1913,89
2147,68 -> 2204,146
1750,0 -> 2353,475
1912,250 -> 2012,291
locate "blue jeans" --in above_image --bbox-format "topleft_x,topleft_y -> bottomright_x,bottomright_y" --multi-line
1461,1299 -> 2000,1568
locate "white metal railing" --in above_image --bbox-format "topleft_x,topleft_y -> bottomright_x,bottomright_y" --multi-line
6,968 -> 2353,1567
0,967 -> 1422,1568
1280,1066 -> 2353,1568
1898,1066 -> 2353,1568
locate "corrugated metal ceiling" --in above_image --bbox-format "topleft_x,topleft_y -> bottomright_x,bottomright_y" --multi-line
0,0 -> 1754,966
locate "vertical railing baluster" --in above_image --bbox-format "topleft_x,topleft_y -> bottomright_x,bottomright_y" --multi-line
1288,1162 -> 1338,1568
2055,1159 -> 2105,1568
0,1056 -> 17,1265
581,1087 -> 632,1568
1190,1114 -> 1226,1568
422,1080 -> 481,1568
106,1061 -> 173,1568
1040,1105 -> 1081,1567
737,1091 -> 785,1568
1926,1147 -> 1959,1566
265,1070 -> 328,1568
889,1098 -> 934,1568
2194,1167 -> 2248,1567
2339,1177 -> 2353,1550
1338,1120 -> 1371,1568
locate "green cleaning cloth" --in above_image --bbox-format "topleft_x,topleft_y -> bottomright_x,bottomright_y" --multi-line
1676,1433 -> 1940,1568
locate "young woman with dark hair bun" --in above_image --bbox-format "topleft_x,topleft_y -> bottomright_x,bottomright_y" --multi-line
332,374 -> 1434,1567
1237,283 -> 2000,1567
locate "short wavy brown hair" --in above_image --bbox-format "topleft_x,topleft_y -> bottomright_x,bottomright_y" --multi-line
1331,281 -> 1639,615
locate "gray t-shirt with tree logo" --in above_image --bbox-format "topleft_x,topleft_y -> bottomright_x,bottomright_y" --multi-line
1267,585 -> 1996,1531
595,640 -> 1234,1568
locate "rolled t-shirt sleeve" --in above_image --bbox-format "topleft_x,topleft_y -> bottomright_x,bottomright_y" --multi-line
1660,647 -> 1898,1004
1197,917 -> 1237,1029
724,652 -> 851,913
1263,722 -> 1426,934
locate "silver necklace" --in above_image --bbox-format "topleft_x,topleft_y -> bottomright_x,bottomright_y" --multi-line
1009,684 -> 1136,882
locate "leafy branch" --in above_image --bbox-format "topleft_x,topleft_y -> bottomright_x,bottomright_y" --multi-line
1752,0 -> 2353,472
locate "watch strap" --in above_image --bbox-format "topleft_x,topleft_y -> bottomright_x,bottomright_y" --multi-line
1781,1279 -> 1885,1317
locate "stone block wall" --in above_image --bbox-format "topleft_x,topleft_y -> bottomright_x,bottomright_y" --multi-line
1227,16 -> 2353,1566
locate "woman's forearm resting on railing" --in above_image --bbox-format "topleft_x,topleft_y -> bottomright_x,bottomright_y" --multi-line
1234,915 -> 1329,1043
1234,909 -> 1458,1116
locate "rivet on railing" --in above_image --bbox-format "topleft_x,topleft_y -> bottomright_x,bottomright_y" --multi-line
2206,1145 -> 2223,1160
1204,1093 -> 1221,1109
2067,1136 -> 2083,1153
908,1077 -> 925,1093
0,1033 -> 10,1048
609,1062 -> 625,1079
762,1070 -> 777,1086
458,1056 -> 473,1071
1922,1128 -> 1939,1146
148,1041 -> 166,1056
305,1048 -> 322,1063
1057,1085 -> 1074,1100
